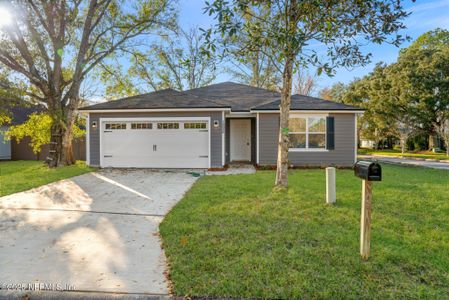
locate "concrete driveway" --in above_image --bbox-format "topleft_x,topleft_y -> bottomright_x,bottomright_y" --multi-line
0,169 -> 198,297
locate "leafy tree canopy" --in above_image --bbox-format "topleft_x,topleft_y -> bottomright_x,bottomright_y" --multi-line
6,113 -> 85,155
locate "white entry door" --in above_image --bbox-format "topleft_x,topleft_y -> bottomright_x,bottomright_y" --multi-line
101,118 -> 210,168
230,119 -> 251,161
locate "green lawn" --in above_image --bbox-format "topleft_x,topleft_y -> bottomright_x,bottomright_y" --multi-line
0,160 -> 94,196
160,164 -> 449,299
358,148 -> 449,160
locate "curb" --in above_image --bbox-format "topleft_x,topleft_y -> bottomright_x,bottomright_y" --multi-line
359,154 -> 449,163
0,290 -> 171,300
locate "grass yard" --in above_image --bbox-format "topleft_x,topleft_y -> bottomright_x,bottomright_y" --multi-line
358,148 -> 449,160
0,160 -> 94,196
160,164 -> 449,299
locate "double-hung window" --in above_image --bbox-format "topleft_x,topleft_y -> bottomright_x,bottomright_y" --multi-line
289,116 -> 326,150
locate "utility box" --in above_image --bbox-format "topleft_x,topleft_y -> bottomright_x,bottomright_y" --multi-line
354,161 -> 382,182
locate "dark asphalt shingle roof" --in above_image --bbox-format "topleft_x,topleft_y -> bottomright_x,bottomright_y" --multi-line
252,94 -> 364,111
80,82 -> 363,112
8,105 -> 45,125
79,88 -> 230,110
187,82 -> 280,112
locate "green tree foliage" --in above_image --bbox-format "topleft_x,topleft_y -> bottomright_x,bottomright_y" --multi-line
101,27 -> 217,98
0,114 -> 11,127
0,0 -> 176,167
6,113 -> 85,155
0,67 -> 28,123
319,82 -> 347,102
223,6 -> 281,91
392,28 -> 449,153
343,64 -> 402,150
204,0 -> 410,187
328,29 -> 449,154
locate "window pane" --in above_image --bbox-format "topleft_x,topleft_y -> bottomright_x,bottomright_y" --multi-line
309,134 -> 326,148
309,117 -> 326,132
158,122 -> 179,129
106,123 -> 126,130
184,122 -> 206,129
289,134 -> 306,148
289,118 -> 306,132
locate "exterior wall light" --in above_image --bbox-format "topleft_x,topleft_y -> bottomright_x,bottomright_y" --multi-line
213,120 -> 219,128
92,121 -> 97,129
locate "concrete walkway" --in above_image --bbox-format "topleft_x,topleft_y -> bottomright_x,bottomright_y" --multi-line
359,155 -> 449,170
0,169 -> 198,297
206,164 -> 256,176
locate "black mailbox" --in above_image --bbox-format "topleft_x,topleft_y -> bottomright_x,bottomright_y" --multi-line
354,161 -> 382,181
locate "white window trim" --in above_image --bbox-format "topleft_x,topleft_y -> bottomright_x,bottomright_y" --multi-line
256,112 -> 260,164
354,114 -> 358,163
222,111 -> 225,167
86,114 -> 90,166
289,114 -> 328,152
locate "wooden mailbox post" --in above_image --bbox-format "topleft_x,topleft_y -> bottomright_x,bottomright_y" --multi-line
354,161 -> 382,260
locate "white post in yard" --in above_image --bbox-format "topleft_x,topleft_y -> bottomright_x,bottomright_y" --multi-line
326,167 -> 336,204
360,179 -> 373,259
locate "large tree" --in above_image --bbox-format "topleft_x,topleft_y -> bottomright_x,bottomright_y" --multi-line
343,63 -> 413,152
293,69 -> 316,96
319,82 -> 347,102
0,0 -> 175,167
390,28 -> 449,153
204,0 -> 411,187
0,67 -> 28,123
101,26 -> 217,98
223,6 -> 281,91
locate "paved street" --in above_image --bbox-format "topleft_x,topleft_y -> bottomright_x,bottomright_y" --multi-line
358,155 -> 449,170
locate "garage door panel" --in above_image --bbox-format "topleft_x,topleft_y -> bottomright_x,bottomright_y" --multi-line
101,120 -> 209,168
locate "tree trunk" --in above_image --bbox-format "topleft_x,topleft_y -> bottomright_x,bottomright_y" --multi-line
59,107 -> 76,166
275,58 -> 293,188
429,134 -> 435,151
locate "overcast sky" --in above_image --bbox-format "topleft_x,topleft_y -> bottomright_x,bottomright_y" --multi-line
178,0 -> 449,91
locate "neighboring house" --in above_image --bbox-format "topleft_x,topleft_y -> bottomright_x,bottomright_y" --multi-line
0,126 -> 11,160
0,105 -> 86,161
360,139 -> 376,149
79,82 -> 364,169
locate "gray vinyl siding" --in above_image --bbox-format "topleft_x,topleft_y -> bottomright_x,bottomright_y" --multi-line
88,111 -> 224,168
258,113 -> 356,167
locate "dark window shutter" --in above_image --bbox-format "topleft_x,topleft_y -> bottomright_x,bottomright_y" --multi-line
326,116 -> 335,150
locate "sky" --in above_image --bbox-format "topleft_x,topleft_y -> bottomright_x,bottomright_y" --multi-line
177,0 -> 449,92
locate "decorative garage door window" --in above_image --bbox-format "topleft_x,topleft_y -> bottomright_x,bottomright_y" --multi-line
289,116 -> 326,149
105,123 -> 126,130
131,123 -> 152,129
157,122 -> 179,129
184,122 -> 207,129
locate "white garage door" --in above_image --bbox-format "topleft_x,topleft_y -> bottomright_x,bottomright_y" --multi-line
101,118 -> 210,168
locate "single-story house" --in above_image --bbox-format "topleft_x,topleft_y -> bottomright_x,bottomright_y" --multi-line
79,82 -> 364,169
0,105 -> 86,161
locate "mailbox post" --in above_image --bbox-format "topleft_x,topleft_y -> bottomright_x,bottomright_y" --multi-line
354,161 -> 382,260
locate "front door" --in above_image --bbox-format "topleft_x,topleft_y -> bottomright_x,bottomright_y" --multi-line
230,119 -> 251,161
